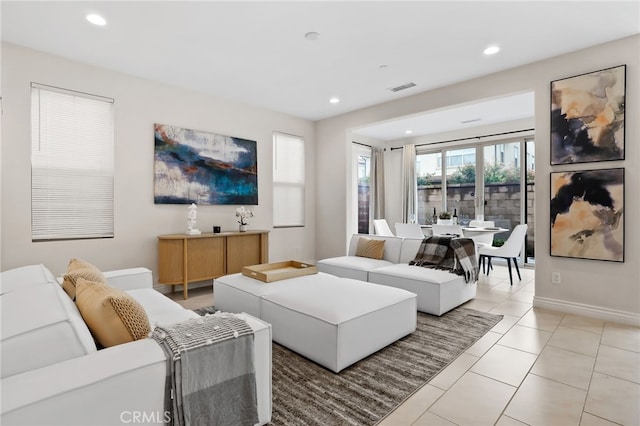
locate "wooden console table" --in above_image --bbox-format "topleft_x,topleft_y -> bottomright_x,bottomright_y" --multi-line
158,230 -> 269,299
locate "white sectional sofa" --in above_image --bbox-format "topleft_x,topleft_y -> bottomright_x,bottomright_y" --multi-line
317,234 -> 477,316
1,264 -> 272,426
315,235 -> 404,281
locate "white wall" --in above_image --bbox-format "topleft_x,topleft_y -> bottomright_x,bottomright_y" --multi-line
316,35 -> 639,323
1,43 -> 316,282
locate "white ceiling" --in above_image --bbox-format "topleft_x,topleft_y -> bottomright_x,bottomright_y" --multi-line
355,91 -> 535,141
2,1 -> 639,137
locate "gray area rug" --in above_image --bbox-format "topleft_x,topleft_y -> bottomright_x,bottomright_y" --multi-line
195,306 -> 502,426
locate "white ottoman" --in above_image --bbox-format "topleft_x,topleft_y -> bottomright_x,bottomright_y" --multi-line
368,264 -> 476,316
214,272 -> 417,372
214,273 -> 322,318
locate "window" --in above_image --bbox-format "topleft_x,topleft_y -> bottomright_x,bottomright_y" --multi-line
435,148 -> 475,171
273,132 -> 305,227
31,84 -> 114,241
416,137 -> 535,263
352,143 -> 372,234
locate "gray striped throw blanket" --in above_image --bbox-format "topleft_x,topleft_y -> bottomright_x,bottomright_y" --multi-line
409,236 -> 478,283
151,312 -> 258,426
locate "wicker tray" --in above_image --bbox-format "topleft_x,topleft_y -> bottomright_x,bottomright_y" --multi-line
242,260 -> 318,283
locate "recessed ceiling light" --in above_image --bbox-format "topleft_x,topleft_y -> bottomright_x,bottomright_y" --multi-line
379,64 -> 388,70
305,32 -> 320,41
329,97 -> 340,104
483,45 -> 500,55
405,130 -> 413,134
86,13 -> 106,26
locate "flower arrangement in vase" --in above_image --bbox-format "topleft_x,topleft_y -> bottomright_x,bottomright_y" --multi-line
235,206 -> 253,232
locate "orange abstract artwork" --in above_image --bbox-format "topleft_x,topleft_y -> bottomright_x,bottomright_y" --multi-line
550,168 -> 624,262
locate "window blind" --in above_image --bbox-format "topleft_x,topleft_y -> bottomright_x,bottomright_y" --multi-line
31,84 -> 114,241
273,132 -> 305,227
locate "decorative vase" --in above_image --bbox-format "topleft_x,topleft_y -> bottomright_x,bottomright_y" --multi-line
437,219 -> 453,225
239,224 -> 248,232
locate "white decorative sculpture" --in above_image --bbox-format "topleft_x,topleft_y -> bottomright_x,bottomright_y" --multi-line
186,203 -> 201,235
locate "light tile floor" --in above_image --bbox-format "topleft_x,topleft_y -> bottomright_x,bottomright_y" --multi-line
380,265 -> 640,426
171,268 -> 640,425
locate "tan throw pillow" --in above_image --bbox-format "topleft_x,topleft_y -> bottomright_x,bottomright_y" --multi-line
75,278 -> 151,348
355,237 -> 386,260
62,258 -> 107,300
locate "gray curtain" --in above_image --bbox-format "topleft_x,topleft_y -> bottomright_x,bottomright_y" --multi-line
371,148 -> 385,223
401,144 -> 417,223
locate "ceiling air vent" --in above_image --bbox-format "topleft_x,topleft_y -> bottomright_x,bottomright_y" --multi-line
389,82 -> 416,93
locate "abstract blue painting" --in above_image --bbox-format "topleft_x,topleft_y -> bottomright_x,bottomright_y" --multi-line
154,123 -> 258,205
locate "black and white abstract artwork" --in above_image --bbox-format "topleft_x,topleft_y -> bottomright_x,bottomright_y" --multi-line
551,65 -> 625,165
550,168 -> 624,262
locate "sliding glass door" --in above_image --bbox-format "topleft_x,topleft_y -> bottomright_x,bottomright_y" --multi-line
416,137 -> 535,263
415,148 -> 477,225
482,141 -> 523,247
525,139 -> 535,263
352,143 -> 372,234
445,148 -> 476,226
416,152 -> 441,224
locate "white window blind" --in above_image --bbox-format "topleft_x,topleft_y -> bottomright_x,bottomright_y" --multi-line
273,132 -> 305,227
31,84 -> 114,241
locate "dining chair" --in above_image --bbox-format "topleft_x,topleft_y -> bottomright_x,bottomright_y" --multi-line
373,219 -> 394,236
394,222 -> 425,239
431,224 -> 463,237
478,224 -> 528,285
466,220 -> 496,246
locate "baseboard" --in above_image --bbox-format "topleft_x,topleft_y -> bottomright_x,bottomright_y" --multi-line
534,296 -> 640,327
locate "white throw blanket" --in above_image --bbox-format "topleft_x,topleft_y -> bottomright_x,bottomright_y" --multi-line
151,312 -> 258,426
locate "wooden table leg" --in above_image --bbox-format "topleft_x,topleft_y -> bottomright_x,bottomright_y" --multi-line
183,239 -> 189,300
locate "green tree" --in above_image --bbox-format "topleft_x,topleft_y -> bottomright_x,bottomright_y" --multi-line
484,163 -> 506,183
358,176 -> 370,185
448,164 -> 475,184
417,172 -> 435,186
448,163 -> 525,184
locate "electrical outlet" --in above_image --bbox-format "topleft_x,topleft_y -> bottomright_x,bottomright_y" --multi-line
552,272 -> 561,285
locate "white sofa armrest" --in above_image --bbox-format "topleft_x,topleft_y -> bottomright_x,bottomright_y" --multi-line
1,339 -> 167,426
104,267 -> 153,291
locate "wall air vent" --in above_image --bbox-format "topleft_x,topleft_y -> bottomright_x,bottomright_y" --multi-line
389,82 -> 416,92
460,118 -> 482,124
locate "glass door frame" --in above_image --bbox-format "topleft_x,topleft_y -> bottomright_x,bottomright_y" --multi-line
416,133 -> 534,266
351,142 -> 373,235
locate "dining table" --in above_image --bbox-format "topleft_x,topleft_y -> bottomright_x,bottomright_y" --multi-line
461,226 -> 509,246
